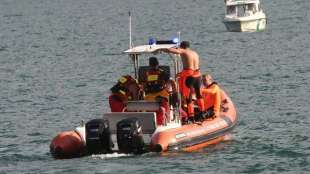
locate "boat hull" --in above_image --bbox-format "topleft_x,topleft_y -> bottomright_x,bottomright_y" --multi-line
223,18 -> 266,32
50,90 -> 237,157
50,130 -> 86,159
150,90 -> 237,152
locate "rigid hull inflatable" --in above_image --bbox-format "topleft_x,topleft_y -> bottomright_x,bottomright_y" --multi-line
50,89 -> 237,158
50,40 -> 238,159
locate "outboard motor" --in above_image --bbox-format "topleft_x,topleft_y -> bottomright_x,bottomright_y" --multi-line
85,119 -> 113,154
116,117 -> 145,154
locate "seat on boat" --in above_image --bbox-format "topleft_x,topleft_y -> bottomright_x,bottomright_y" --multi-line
103,112 -> 157,134
138,65 -> 170,83
125,100 -> 166,126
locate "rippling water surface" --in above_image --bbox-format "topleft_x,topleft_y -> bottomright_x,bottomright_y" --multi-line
1,0 -> 309,173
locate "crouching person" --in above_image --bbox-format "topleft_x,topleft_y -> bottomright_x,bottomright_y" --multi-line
109,75 -> 140,112
201,73 -> 221,118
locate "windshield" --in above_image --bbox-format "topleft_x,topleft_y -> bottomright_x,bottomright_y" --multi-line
134,54 -> 179,83
237,3 -> 256,17
227,3 -> 257,17
226,5 -> 236,15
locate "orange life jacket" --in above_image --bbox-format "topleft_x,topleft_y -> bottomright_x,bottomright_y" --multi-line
201,82 -> 221,117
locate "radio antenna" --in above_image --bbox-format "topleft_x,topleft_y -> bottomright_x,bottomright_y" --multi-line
129,11 -> 132,48
177,31 -> 181,46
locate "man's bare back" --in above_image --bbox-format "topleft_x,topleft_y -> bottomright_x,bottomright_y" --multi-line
161,41 -> 200,71
179,49 -> 199,70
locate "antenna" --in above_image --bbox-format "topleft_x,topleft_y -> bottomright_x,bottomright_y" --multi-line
177,31 -> 181,46
129,11 -> 132,48
128,11 -> 138,79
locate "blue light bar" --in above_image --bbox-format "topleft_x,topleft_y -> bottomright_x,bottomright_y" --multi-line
149,38 -> 156,45
172,37 -> 179,44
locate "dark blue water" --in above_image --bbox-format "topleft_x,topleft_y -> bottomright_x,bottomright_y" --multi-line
1,0 -> 310,173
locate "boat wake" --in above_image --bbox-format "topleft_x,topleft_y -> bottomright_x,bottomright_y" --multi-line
91,152 -> 132,159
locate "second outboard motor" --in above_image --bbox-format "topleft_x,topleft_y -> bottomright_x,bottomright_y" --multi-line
116,117 -> 145,154
85,119 -> 113,154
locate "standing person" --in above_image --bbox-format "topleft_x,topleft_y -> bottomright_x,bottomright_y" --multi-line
201,73 -> 221,118
159,41 -> 205,121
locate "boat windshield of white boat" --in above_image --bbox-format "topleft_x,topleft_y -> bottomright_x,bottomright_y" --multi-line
225,0 -> 261,17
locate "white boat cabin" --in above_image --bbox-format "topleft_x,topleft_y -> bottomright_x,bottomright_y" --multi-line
225,0 -> 263,18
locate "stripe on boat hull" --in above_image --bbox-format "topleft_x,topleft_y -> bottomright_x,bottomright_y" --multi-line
167,115 -> 236,151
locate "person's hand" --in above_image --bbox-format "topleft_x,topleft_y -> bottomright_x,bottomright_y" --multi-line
138,84 -> 144,91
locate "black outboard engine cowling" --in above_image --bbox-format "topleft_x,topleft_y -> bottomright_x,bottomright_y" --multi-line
85,119 -> 113,154
116,117 -> 145,154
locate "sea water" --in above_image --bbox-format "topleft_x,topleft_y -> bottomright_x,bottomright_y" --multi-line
1,0 -> 310,173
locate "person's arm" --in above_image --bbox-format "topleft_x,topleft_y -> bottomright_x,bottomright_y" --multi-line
167,47 -> 183,54
157,47 -> 183,54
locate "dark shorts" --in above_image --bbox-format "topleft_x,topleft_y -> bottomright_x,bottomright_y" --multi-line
185,75 -> 202,99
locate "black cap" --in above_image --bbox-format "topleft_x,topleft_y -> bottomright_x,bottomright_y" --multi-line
149,57 -> 159,67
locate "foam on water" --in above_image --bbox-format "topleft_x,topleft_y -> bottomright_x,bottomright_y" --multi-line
91,152 -> 133,159
223,133 -> 233,141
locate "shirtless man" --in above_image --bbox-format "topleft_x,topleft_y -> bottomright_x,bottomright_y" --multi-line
167,41 -> 200,71
160,41 -> 205,120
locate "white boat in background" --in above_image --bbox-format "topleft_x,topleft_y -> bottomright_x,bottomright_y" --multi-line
223,0 -> 266,32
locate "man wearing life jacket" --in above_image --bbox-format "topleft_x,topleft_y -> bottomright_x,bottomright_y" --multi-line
159,41 -> 205,121
201,73 -> 221,118
141,57 -> 170,125
143,57 -> 170,101
109,75 -> 140,112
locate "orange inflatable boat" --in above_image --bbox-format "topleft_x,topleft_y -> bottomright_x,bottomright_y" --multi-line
50,89 -> 237,158
50,39 -> 238,158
